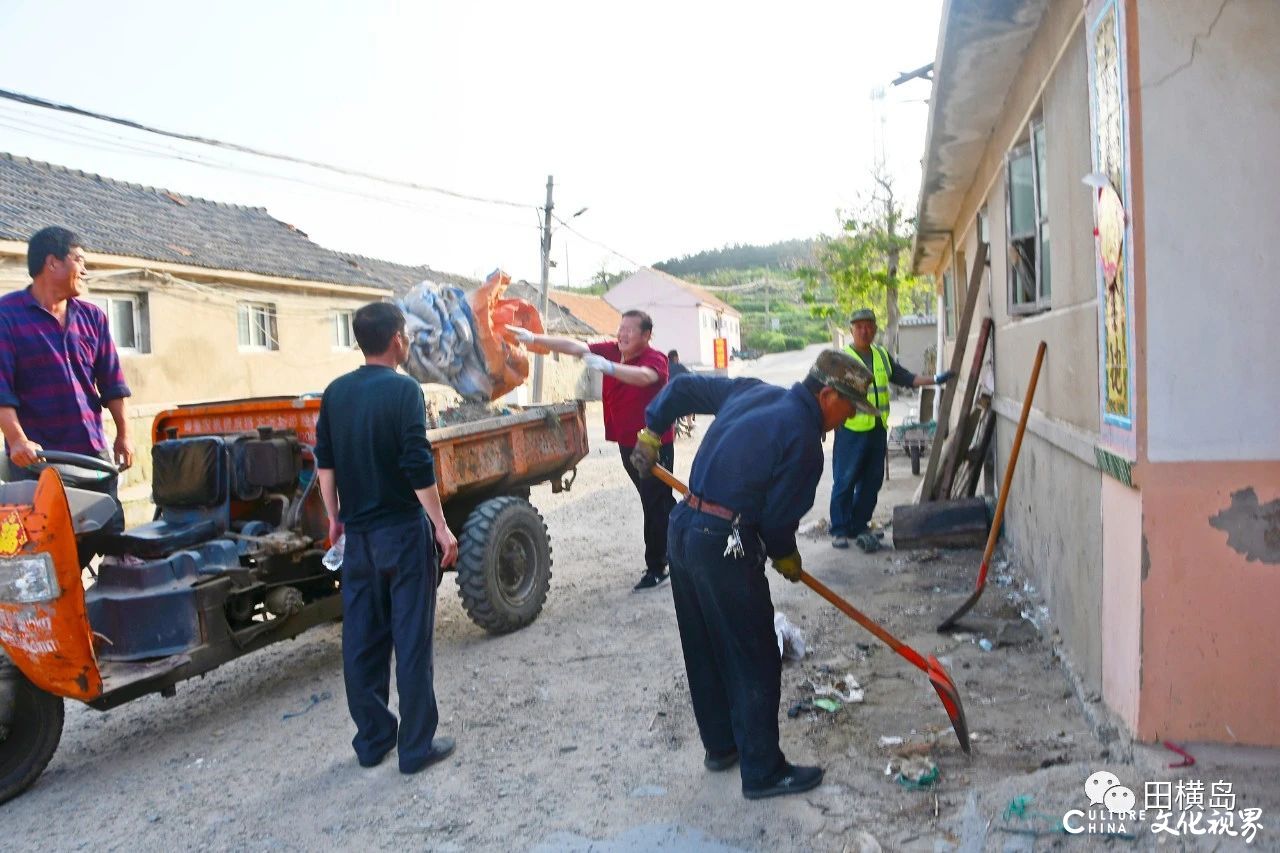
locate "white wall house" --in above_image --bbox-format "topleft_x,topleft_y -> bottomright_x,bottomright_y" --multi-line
603,268 -> 741,368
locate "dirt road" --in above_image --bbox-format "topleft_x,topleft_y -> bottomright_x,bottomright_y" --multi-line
6,350 -> 1277,851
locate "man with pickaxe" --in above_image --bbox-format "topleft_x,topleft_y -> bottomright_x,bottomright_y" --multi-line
629,349 -> 877,800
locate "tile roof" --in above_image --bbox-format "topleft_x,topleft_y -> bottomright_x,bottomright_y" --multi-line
0,152 -> 457,290
547,289 -> 622,336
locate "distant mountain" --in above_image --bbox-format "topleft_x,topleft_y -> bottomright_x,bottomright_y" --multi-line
653,239 -> 815,278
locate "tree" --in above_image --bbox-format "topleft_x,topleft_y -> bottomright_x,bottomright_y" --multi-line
799,172 -> 931,355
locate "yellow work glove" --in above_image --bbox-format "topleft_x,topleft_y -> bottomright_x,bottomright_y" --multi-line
771,551 -> 803,583
629,428 -> 663,477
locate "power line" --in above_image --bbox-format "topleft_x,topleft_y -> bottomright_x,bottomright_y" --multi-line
0,108 -> 539,233
0,88 -> 655,279
0,87 -> 533,211
551,212 -> 644,270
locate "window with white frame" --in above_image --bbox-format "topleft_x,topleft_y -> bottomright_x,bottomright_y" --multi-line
942,269 -> 956,339
237,302 -> 279,350
1007,121 -> 1051,311
332,310 -> 355,349
86,293 -> 148,353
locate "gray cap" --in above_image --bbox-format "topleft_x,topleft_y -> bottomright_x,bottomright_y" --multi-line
849,308 -> 876,324
808,349 -> 879,416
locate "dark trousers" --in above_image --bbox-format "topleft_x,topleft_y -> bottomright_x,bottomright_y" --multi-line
829,426 -> 887,538
341,514 -> 440,770
619,443 -> 676,575
668,503 -> 786,788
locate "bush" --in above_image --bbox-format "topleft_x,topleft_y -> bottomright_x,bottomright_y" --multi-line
745,330 -> 788,353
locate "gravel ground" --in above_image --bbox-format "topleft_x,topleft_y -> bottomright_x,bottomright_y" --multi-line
5,351 -> 1277,852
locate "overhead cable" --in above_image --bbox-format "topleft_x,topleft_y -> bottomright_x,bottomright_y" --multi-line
0,87 -> 533,210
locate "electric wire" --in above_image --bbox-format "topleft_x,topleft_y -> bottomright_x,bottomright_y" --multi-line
0,88 -> 532,210
0,90 -> 662,282
0,109 -> 539,233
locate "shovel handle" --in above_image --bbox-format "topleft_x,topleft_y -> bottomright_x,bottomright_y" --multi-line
798,571 -> 930,674
978,341 -> 1046,585
652,464 -> 689,496
651,464 -> 929,675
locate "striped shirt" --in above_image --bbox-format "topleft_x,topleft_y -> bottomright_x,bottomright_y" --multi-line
0,287 -> 131,455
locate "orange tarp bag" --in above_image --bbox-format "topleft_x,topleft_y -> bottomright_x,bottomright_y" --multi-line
468,269 -> 549,400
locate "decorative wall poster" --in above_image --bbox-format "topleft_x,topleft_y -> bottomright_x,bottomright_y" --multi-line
1087,0 -> 1137,458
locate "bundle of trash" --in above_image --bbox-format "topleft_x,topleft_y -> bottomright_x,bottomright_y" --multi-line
397,269 -> 548,402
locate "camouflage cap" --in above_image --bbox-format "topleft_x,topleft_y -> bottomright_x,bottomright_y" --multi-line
849,308 -> 877,324
808,349 -> 879,416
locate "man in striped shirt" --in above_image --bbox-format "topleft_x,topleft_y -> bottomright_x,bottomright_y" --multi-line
0,226 -> 133,518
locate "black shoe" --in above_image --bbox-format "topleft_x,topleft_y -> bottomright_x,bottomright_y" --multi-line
633,569 -> 669,591
400,736 -> 455,775
743,764 -> 824,800
854,532 -> 881,553
704,748 -> 739,772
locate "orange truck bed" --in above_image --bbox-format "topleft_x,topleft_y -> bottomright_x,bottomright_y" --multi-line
151,396 -> 589,502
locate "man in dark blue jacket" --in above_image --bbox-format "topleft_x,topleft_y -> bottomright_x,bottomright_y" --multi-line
315,301 -> 459,774
629,350 -> 876,800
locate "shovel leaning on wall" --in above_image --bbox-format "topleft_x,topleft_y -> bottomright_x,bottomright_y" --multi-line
937,341 -> 1047,632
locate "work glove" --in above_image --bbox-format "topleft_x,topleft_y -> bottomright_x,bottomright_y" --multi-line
582,353 -> 617,376
934,370 -> 957,385
505,324 -> 535,345
629,428 -> 662,477
771,551 -> 803,583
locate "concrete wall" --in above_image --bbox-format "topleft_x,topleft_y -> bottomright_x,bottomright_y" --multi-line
1127,0 -> 1280,745
1101,476 -> 1142,730
918,0 -> 1280,746
1138,462 -> 1280,744
897,323 -> 936,375
935,18 -> 1108,691
1137,0 -> 1280,462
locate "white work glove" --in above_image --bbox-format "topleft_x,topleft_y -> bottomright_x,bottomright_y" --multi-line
505,324 -> 535,345
582,353 -> 616,376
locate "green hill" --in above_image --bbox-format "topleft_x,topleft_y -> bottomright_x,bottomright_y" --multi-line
673,263 -> 841,356
653,239 -> 815,278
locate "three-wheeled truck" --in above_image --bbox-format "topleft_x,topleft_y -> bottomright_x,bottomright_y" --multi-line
0,396 -> 588,804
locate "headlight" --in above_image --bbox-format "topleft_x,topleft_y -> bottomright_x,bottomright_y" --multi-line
0,553 -> 60,603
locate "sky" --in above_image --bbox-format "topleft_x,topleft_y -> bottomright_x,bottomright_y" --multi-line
0,0 -> 943,285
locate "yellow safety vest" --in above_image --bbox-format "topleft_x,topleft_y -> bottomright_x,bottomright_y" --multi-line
843,344 -> 891,431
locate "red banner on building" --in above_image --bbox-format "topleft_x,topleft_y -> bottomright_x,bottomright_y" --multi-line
713,337 -> 729,369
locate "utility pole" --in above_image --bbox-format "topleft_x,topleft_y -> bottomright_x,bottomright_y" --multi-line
532,175 -> 554,404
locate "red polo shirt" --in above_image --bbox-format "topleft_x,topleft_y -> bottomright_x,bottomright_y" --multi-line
588,342 -> 674,446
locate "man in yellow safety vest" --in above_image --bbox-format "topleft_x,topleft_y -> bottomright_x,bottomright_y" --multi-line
830,308 -> 956,552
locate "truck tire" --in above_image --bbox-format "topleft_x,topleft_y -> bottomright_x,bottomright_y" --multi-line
456,496 -> 551,634
0,656 -> 64,805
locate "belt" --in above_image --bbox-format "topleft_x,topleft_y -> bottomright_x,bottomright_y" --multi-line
684,494 -> 737,521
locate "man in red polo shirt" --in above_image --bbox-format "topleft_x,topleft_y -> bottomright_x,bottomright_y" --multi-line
508,310 -> 675,590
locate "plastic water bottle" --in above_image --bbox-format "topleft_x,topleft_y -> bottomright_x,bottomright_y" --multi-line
322,534 -> 345,572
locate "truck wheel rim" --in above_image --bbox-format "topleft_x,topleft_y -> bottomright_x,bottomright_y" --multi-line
497,530 -> 538,603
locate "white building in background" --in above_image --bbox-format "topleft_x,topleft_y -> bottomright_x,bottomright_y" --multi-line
603,268 -> 741,368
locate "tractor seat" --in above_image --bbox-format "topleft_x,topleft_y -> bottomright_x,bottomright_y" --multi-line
96,518 -> 219,560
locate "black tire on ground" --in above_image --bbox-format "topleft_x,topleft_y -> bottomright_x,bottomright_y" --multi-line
455,496 -> 552,634
0,656 -> 64,805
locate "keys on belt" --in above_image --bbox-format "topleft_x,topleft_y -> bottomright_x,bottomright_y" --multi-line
684,494 -> 745,559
